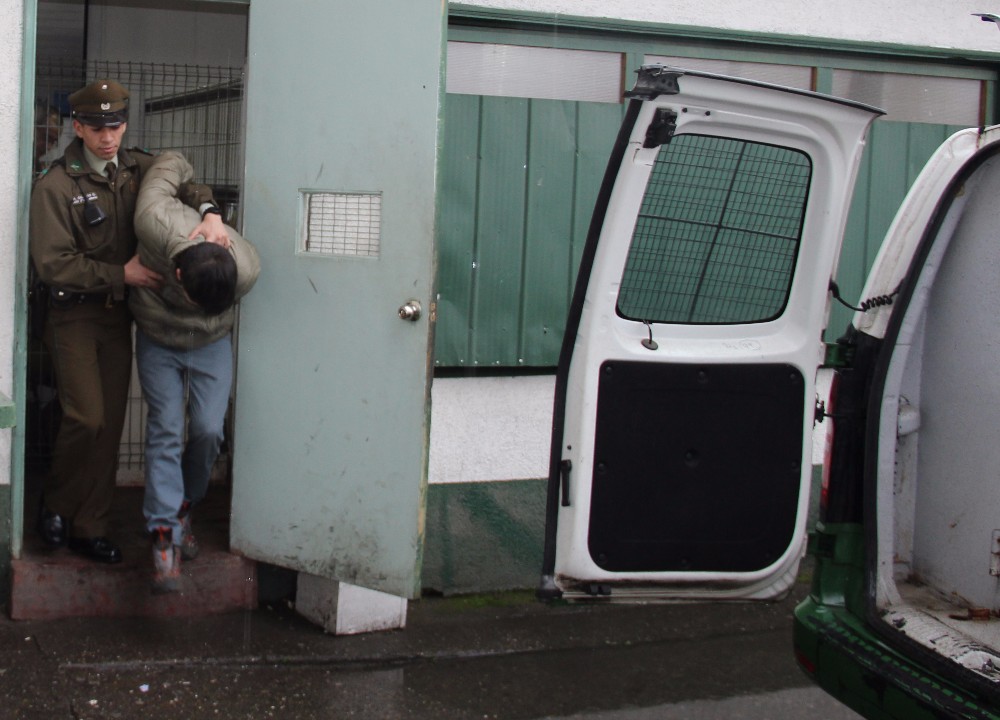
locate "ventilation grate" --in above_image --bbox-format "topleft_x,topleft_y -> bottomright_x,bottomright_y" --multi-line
302,191 -> 382,258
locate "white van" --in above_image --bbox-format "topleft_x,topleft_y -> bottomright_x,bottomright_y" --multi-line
540,64 -> 1000,719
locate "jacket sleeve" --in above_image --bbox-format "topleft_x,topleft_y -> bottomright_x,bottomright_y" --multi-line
178,181 -> 216,210
233,232 -> 261,301
29,174 -> 126,294
134,150 -> 204,269
131,146 -> 215,211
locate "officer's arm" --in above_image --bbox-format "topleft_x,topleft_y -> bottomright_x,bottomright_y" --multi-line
123,254 -> 163,289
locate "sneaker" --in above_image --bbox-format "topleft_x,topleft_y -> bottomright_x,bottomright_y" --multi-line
178,500 -> 200,561
151,526 -> 181,595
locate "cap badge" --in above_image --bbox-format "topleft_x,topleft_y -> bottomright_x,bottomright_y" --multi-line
101,102 -> 111,110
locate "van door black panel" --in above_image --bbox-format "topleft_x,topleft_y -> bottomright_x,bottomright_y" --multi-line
587,361 -> 804,573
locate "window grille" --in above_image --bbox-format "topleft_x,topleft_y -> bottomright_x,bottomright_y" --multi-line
617,135 -> 812,325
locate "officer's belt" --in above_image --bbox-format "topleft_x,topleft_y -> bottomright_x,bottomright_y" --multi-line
50,287 -> 129,308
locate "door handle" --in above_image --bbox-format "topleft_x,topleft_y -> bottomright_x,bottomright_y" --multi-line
398,300 -> 421,321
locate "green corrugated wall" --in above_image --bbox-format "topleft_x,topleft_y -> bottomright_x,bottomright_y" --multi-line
436,94 -> 625,367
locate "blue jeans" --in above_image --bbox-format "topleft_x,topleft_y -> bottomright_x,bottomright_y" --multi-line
136,329 -> 233,545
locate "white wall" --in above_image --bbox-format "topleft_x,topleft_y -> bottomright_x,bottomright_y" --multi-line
462,0 -> 1000,54
430,376 -> 553,484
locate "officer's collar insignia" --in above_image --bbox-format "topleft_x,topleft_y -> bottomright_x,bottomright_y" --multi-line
70,161 -> 83,171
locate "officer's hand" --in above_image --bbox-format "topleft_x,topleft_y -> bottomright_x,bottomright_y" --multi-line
124,254 -> 164,289
189,213 -> 231,249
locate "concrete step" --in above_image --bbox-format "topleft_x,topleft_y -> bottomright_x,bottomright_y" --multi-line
12,486 -> 256,620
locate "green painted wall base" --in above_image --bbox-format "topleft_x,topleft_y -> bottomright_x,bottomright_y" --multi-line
420,466 -> 825,596
422,479 -> 546,596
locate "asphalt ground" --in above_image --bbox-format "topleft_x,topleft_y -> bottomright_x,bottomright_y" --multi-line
0,561 -> 862,719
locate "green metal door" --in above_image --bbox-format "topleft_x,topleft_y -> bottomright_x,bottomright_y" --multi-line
230,1 -> 443,599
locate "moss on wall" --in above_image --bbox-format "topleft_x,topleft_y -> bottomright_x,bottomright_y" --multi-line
422,479 -> 546,595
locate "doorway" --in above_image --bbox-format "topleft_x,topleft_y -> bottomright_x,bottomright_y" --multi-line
17,1 -> 251,617
20,0 -> 442,620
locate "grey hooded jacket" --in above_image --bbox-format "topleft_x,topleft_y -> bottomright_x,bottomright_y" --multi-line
130,150 -> 260,349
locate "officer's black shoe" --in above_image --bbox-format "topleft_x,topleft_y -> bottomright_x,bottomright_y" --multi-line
37,508 -> 67,547
68,537 -> 122,564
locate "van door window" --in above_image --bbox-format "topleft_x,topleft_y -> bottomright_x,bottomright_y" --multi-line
616,135 -> 812,324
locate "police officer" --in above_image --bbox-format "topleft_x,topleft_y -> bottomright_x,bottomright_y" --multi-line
29,79 -> 228,563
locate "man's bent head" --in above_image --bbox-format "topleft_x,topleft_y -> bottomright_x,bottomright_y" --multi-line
175,243 -> 237,316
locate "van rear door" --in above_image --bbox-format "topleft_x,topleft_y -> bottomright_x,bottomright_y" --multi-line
540,66 -> 883,601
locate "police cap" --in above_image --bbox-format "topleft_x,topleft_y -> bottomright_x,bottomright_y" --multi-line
69,79 -> 129,127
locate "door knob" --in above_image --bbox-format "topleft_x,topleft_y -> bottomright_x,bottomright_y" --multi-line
398,300 -> 421,321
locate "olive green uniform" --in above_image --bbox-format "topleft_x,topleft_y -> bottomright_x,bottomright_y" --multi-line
29,138 -> 213,539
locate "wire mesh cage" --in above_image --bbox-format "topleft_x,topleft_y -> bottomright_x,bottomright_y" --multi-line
35,60 -> 244,215
28,60 -> 245,482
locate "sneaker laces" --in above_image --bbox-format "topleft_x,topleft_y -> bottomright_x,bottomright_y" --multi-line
152,526 -> 172,550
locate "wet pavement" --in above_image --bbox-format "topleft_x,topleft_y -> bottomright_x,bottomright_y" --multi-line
0,563 -> 861,719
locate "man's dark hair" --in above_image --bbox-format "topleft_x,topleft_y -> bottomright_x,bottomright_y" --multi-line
175,242 -> 237,316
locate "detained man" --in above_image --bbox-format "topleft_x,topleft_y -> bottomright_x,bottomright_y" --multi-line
130,150 -> 260,594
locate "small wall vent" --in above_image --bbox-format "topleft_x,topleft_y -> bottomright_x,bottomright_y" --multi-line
301,191 -> 381,258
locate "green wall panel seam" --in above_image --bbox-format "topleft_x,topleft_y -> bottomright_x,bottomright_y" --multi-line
516,100 -> 534,365
468,95 -> 485,365
569,102 -> 582,310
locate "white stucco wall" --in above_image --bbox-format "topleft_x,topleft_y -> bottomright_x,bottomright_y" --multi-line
462,0 -> 1000,54
429,376 -> 554,484
0,0 -> 23,486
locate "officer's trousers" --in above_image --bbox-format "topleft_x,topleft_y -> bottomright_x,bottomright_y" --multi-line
43,301 -> 132,539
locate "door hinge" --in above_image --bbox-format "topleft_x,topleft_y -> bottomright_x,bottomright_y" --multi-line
643,108 -> 678,149
626,65 -> 683,100
814,398 -> 827,425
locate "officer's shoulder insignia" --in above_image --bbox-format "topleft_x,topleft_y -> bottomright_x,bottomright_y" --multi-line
129,146 -> 155,157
